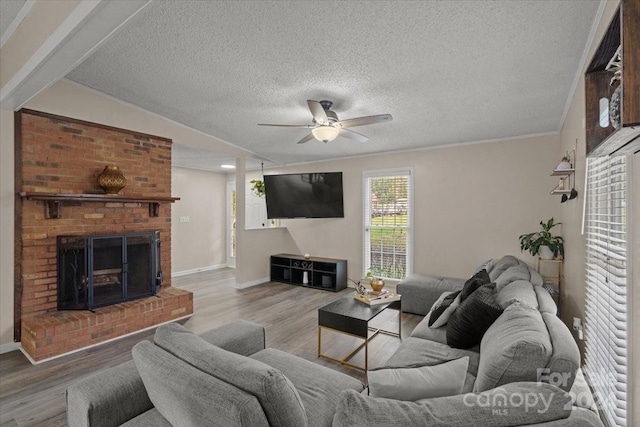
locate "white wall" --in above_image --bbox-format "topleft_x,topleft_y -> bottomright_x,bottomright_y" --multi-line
0,110 -> 15,349
172,167 -> 227,275
236,134 -> 561,286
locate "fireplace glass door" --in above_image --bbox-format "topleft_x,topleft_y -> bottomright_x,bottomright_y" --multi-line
91,236 -> 125,307
58,231 -> 161,311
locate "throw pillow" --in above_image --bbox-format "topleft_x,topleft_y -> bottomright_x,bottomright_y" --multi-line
446,283 -> 503,349
426,291 -> 461,328
332,383 -> 573,427
475,258 -> 494,273
368,357 -> 469,401
460,269 -> 490,301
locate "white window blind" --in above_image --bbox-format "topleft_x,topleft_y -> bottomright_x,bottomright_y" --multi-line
584,155 -> 628,427
363,169 -> 412,280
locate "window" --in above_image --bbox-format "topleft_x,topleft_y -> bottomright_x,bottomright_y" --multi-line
584,155 -> 628,427
363,169 -> 412,279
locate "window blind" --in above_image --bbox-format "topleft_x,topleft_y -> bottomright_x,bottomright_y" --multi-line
584,155 -> 628,427
363,170 -> 412,280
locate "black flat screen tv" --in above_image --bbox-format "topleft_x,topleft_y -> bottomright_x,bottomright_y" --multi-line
264,172 -> 344,219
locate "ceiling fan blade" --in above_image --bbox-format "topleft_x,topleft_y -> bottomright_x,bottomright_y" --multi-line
334,114 -> 392,129
307,100 -> 329,125
339,128 -> 369,143
297,133 -> 315,144
258,123 -> 313,128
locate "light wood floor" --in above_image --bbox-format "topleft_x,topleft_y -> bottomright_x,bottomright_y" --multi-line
0,268 -> 422,426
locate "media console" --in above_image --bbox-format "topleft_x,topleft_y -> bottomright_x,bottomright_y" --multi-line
270,254 -> 347,292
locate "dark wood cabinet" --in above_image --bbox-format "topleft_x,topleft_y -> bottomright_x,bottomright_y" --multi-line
270,254 -> 347,292
585,0 -> 640,156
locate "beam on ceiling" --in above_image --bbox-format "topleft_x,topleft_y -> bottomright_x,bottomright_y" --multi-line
0,0 -> 151,110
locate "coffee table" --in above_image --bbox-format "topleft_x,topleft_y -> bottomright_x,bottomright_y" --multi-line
318,294 -> 401,371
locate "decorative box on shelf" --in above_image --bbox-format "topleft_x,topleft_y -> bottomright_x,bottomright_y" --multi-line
354,290 -> 401,306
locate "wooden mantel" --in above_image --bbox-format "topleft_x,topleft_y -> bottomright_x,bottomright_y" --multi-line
20,192 -> 180,219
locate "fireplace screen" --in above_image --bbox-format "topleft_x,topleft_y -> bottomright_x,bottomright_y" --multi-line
57,231 -> 162,311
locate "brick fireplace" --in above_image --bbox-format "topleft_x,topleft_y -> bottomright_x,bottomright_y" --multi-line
15,109 -> 193,362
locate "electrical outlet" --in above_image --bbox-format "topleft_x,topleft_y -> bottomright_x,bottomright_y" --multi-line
179,216 -> 190,223
573,317 -> 584,340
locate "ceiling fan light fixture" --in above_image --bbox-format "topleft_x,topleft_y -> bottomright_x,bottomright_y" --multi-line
312,126 -> 339,143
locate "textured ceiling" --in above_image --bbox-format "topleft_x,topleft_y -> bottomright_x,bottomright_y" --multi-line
65,0 -> 600,169
0,0 -> 27,43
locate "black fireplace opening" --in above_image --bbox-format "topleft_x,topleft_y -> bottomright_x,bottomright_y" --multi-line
57,231 -> 162,311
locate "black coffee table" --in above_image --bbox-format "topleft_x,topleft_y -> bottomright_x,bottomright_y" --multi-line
318,294 -> 401,371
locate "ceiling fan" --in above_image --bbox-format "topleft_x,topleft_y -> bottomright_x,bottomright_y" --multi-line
258,100 -> 392,144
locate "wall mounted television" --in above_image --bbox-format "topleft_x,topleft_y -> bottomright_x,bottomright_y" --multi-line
264,172 -> 344,219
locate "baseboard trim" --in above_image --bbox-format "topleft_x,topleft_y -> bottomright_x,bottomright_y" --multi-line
234,277 -> 270,289
0,341 -> 21,355
172,264 -> 227,277
19,313 -> 194,365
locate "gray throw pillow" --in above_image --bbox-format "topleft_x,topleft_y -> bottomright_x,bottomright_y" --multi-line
475,303 -> 552,392
333,382 -> 572,427
446,283 -> 503,349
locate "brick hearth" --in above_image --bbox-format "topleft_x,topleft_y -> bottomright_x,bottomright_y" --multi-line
15,109 -> 193,362
21,287 -> 192,362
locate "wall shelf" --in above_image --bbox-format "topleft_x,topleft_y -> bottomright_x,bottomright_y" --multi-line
20,192 -> 180,219
549,168 -> 575,195
550,169 -> 575,176
585,0 -> 640,157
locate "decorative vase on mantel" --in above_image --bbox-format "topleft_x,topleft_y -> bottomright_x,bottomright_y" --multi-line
97,165 -> 126,195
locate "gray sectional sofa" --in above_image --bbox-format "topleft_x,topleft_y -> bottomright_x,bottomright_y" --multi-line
67,255 -> 604,426
385,255 -> 604,426
67,319 -> 364,427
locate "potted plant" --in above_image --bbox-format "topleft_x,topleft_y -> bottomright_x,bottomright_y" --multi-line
250,179 -> 265,198
519,218 -> 564,259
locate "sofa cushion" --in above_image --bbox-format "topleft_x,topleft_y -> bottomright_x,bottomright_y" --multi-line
535,285 -> 558,315
410,319 -> 448,344
475,258 -> 494,273
446,283 -> 503,349
66,360 -> 154,427
132,341 -> 270,427
198,319 -> 265,356
153,323 -> 307,427
384,337 -> 479,392
487,255 -> 521,281
529,268 -> 544,286
332,383 -> 572,427
368,357 -> 469,401
426,291 -> 461,328
460,269 -> 490,301
120,408 -> 172,427
541,312 -> 580,392
494,264 -> 531,292
495,279 -> 539,309
475,302 -> 552,392
250,348 -> 363,427
397,274 -> 465,315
